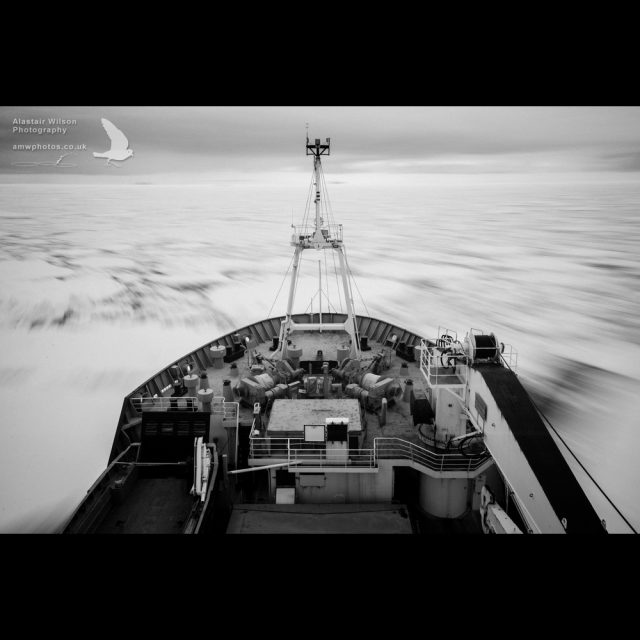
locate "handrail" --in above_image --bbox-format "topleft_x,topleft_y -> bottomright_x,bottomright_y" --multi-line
131,396 -> 239,417
291,224 -> 343,245
374,437 -> 488,472
248,433 -> 490,473
498,344 -> 518,372
132,396 -> 199,412
420,335 -> 519,384
288,448 -> 375,469
249,435 -> 305,460
419,338 -> 467,390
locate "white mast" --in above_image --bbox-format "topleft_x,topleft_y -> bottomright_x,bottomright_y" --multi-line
318,259 -> 322,330
278,134 -> 361,359
314,152 -> 322,241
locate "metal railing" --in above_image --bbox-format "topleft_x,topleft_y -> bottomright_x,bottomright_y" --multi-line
249,435 -> 376,469
419,338 -> 467,391
289,447 -> 375,469
248,433 -> 490,473
212,400 -> 239,420
499,343 -> 518,372
249,436 -> 304,459
419,334 -> 519,383
131,396 -> 239,418
291,224 -> 343,246
131,396 -> 199,412
374,437 -> 488,473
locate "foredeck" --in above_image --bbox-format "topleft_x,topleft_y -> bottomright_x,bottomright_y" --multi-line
198,329 -> 429,449
286,329 -> 352,361
113,314 -> 468,468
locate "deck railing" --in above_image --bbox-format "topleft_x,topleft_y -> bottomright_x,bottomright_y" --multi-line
131,396 -> 199,412
291,224 -> 343,246
419,333 -> 519,385
419,337 -> 467,391
374,437 -> 487,472
248,433 -> 489,473
130,396 -> 239,419
289,447 -> 376,469
249,436 -> 304,459
499,343 -> 518,372
213,400 -> 240,420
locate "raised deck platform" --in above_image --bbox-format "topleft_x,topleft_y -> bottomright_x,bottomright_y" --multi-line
266,398 -> 363,437
286,328 -> 352,362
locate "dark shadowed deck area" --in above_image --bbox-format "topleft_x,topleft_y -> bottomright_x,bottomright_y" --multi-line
226,503 -> 414,533
95,476 -> 193,534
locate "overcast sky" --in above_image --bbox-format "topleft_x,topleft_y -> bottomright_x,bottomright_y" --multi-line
2,106 -> 640,181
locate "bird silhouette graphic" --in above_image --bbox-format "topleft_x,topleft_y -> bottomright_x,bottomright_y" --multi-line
93,118 -> 134,167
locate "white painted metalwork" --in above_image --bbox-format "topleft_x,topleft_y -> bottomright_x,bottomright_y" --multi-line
278,136 -> 361,360
247,433 -> 490,473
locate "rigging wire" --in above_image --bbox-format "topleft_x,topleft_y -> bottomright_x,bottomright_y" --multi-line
319,159 -> 366,318
324,248 -> 330,314
319,164 -> 329,228
534,400 -> 638,534
266,252 -> 296,318
343,245 -> 370,317
318,160 -> 343,312
320,161 -> 337,233
319,159 -> 348,314
323,293 -> 340,314
270,166 -> 314,322
292,248 -> 303,312
301,170 -> 315,230
331,249 -> 342,312
303,288 -> 340,315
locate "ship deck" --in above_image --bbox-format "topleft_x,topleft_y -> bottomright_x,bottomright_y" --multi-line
285,329 -> 351,361
90,316 -> 488,536
199,328 -> 434,453
95,475 -> 193,534
226,503 -> 414,533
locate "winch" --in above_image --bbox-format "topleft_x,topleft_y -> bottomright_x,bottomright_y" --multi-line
237,360 -> 305,405
345,371 -> 402,410
463,332 -> 503,364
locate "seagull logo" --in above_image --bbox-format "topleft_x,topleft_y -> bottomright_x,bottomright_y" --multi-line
93,118 -> 134,167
